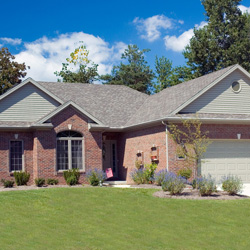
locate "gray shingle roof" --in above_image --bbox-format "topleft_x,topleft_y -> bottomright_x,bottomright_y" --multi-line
37,82 -> 148,127
35,65 -> 238,128
125,65 -> 236,126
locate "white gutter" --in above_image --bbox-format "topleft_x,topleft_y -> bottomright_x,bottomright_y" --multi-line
162,121 -> 169,171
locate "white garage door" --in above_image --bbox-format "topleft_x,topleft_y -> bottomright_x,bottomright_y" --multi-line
200,140 -> 250,183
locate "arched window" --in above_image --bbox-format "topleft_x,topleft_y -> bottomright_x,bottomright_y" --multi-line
56,130 -> 84,171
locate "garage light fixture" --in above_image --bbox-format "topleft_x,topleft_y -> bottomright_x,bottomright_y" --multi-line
237,133 -> 241,140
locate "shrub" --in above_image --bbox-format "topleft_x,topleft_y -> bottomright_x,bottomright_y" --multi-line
35,178 -> 45,187
63,169 -> 80,186
221,175 -> 243,195
131,169 -> 147,185
196,175 -> 217,196
86,168 -> 106,186
177,168 -> 192,180
66,175 -> 78,186
13,171 -> 30,186
192,179 -> 197,189
154,169 -> 168,186
144,163 -> 157,183
1,179 -> 14,188
161,172 -> 185,195
47,178 -> 59,185
135,160 -> 142,170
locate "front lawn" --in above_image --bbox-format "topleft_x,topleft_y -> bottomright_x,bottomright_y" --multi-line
0,188 -> 249,250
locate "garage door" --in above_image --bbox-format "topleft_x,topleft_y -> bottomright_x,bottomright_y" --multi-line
200,140 -> 250,183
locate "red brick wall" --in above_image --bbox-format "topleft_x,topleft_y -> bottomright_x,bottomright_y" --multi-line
118,125 -> 167,183
167,123 -> 250,179
34,106 -> 103,184
0,131 -> 34,184
0,106 -> 102,186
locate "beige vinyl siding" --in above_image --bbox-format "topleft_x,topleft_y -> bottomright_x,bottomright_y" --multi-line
0,83 -> 60,121
181,69 -> 250,114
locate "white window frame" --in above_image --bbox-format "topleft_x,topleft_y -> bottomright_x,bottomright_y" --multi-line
56,133 -> 85,172
9,140 -> 24,172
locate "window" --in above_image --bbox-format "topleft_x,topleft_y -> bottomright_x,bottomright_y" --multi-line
232,81 -> 241,93
56,131 -> 84,171
10,141 -> 23,171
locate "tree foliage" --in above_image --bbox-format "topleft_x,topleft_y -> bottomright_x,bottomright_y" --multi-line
168,115 -> 211,177
100,44 -> 154,94
154,56 -> 192,93
184,0 -> 250,77
0,47 -> 29,94
55,44 -> 98,83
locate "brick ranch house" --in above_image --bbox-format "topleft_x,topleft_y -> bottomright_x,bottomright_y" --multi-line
1,64 -> 250,184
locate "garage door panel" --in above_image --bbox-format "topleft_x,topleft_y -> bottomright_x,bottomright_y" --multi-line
201,140 -> 250,183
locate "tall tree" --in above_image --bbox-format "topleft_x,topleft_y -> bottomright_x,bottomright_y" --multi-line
154,56 -> 192,93
100,45 -> 154,94
0,47 -> 29,94
55,44 -> 98,83
184,0 -> 250,77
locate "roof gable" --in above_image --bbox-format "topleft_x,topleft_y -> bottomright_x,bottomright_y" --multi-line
180,68 -> 250,114
37,101 -> 104,125
0,82 -> 60,122
173,64 -> 250,114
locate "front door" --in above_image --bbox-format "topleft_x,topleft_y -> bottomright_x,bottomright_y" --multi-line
103,140 -> 118,178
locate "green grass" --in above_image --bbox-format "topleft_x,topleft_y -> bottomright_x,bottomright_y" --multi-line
0,188 -> 250,250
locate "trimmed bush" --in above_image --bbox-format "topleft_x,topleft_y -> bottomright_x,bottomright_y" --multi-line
131,163 -> 158,185
154,169 -> 168,186
161,172 -> 186,195
131,169 -> 146,185
1,179 -> 14,188
144,163 -> 157,183
66,175 -> 78,186
196,175 -> 217,196
13,171 -> 30,186
86,168 -> 106,186
177,168 -> 192,180
35,178 -> 45,187
63,169 -> 80,186
47,179 -> 59,185
221,175 -> 243,195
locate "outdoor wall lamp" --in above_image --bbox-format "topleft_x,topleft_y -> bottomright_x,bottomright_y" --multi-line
14,134 -> 18,139
68,124 -> 72,130
237,133 -> 241,140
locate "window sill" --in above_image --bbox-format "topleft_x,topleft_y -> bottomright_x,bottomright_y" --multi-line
57,170 -> 85,174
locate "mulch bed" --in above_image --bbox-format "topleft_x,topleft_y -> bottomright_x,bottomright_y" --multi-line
153,187 -> 249,200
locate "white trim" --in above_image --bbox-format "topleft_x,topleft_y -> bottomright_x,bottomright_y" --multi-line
171,64 -> 250,115
0,78 -> 63,104
37,100 -> 104,125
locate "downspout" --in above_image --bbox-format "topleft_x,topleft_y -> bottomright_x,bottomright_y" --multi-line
162,121 -> 169,171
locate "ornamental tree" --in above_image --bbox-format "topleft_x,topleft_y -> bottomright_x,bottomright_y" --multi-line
55,43 -> 99,83
167,115 -> 211,178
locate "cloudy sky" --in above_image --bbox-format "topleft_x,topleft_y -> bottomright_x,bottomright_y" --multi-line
1,0 -> 250,81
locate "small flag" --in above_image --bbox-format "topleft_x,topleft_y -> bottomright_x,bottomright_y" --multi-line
106,168 -> 113,178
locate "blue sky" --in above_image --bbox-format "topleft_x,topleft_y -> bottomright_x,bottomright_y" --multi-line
1,0 -> 250,81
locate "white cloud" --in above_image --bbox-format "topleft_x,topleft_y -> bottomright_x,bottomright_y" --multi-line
239,5 -> 250,13
14,32 -> 127,81
164,21 -> 207,52
0,37 -> 22,45
133,15 -> 174,42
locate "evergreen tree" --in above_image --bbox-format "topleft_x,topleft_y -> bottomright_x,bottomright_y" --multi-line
154,56 -> 192,93
100,45 -> 154,94
184,0 -> 250,77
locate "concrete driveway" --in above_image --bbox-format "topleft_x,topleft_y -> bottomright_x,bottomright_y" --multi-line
217,184 -> 250,196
